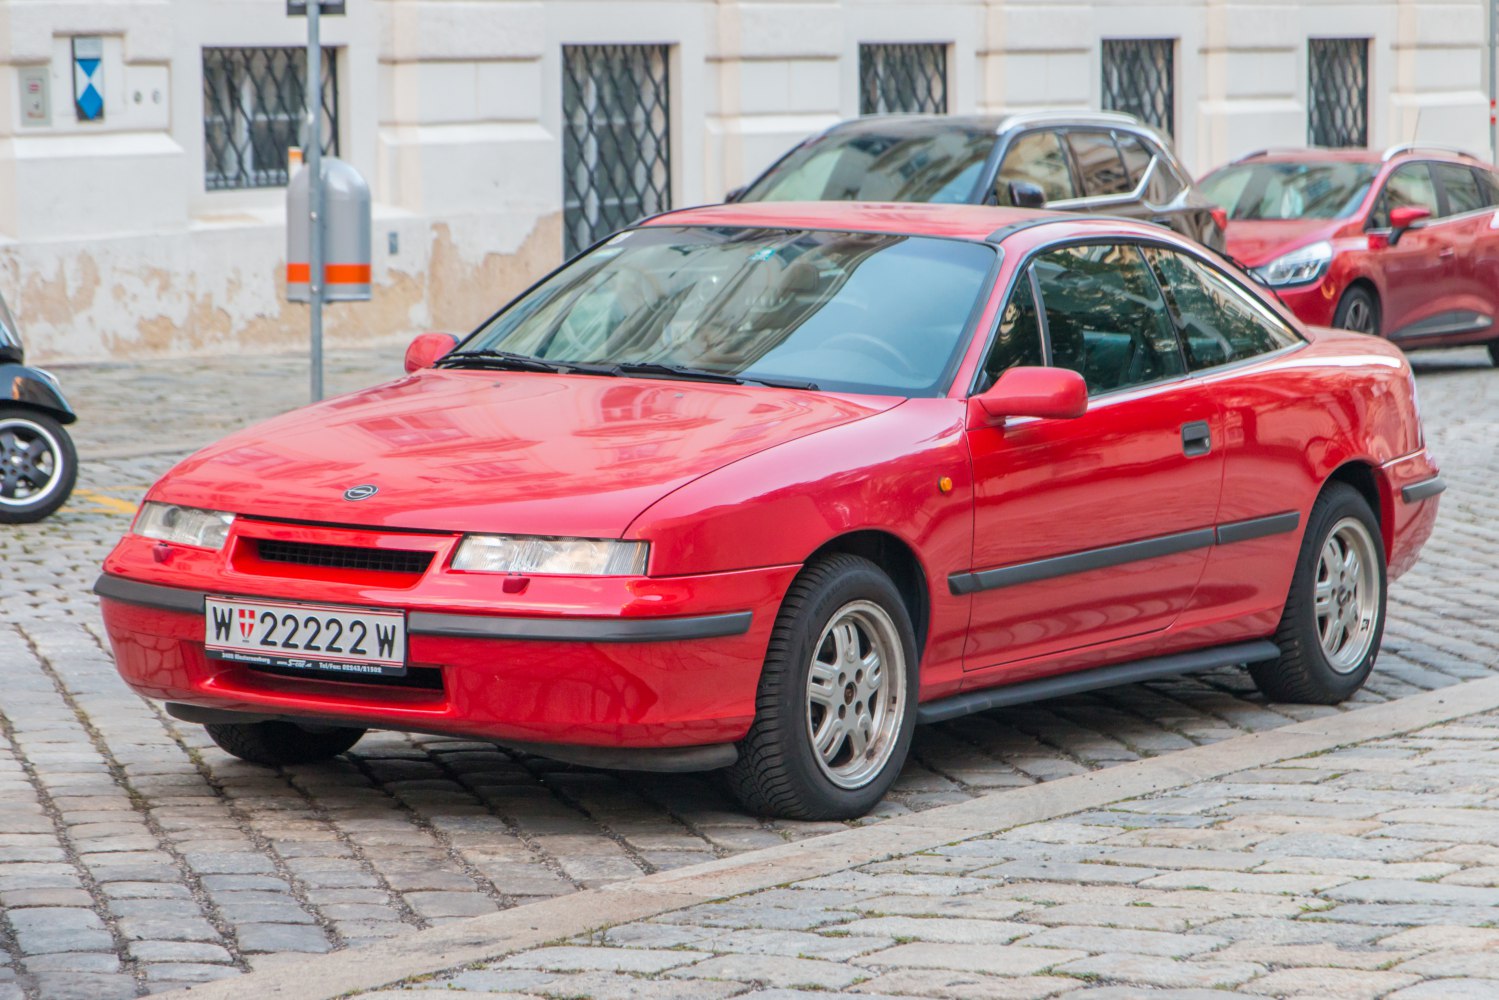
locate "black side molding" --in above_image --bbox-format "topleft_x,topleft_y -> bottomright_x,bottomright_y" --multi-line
949,528 -> 1215,596
1401,476 -> 1446,504
1215,511 -> 1301,545
94,574 -> 206,614
407,610 -> 753,643
916,640 -> 1282,725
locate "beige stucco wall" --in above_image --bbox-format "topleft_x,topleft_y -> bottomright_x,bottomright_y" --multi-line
0,0 -> 1491,363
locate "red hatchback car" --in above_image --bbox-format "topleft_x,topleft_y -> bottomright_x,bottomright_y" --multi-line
1200,144 -> 1499,362
96,203 -> 1442,820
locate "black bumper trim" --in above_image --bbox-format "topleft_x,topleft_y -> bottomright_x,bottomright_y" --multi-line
406,610 -> 753,642
1401,476 -> 1447,504
1215,511 -> 1301,546
94,574 -> 206,614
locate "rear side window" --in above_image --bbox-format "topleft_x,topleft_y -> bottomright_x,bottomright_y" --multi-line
1066,131 -> 1132,197
1146,157 -> 1187,204
1032,243 -> 1184,394
1115,133 -> 1154,189
1370,162 -> 1439,227
1434,162 -> 1486,216
977,274 -> 1045,392
1482,170 -> 1499,207
1144,247 -> 1302,370
996,131 -> 1076,203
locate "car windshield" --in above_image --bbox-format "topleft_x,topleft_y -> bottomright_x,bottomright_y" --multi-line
740,128 -> 996,204
460,226 -> 997,396
1199,161 -> 1378,220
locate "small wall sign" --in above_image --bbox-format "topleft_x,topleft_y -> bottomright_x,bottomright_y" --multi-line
72,36 -> 104,121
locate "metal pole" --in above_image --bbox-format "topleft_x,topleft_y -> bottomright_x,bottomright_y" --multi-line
306,0 -> 325,402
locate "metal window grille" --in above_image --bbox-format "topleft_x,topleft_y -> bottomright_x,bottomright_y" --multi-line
1101,39 -> 1175,137
859,43 -> 948,116
1308,38 -> 1369,147
203,47 -> 339,191
562,45 -> 672,259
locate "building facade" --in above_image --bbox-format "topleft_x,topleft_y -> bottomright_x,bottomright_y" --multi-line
1,0 -> 1491,362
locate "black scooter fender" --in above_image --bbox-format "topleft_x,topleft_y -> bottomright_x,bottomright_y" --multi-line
1,363 -> 77,425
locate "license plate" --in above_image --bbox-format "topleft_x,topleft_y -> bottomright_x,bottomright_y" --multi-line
204,597 -> 407,677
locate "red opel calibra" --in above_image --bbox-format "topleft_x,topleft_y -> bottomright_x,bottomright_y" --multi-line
96,203 -> 1442,819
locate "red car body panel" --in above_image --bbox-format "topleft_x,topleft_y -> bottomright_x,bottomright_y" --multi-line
97,204 -> 1442,760
1215,150 -> 1499,349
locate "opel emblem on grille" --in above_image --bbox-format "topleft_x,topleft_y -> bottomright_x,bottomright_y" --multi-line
343,484 -> 379,501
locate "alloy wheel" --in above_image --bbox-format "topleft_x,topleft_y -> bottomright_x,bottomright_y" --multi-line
804,600 -> 907,790
0,416 -> 63,509
1314,517 -> 1381,674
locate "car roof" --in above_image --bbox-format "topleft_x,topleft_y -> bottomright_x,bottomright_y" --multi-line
641,201 -> 1170,245
1226,145 -> 1490,168
817,110 -> 1147,140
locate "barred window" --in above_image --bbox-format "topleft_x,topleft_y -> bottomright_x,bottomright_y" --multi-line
1101,38 -> 1175,137
859,43 -> 948,116
1308,38 -> 1369,147
562,45 -> 672,259
203,47 -> 339,191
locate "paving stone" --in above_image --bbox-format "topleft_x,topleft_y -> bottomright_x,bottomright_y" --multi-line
1021,925 -> 1226,957
1239,967 -> 1421,998
850,970 -> 1075,999
1055,952 -> 1266,989
500,946 -> 711,974
666,953 -> 867,990
861,942 -> 1087,976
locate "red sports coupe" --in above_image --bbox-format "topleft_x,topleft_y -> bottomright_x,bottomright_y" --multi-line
96,203 -> 1443,819
1199,144 -> 1499,363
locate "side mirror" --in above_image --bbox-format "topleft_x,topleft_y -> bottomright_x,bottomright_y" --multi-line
725,185 -> 747,203
1007,180 -> 1048,210
404,332 -> 458,373
1387,206 -> 1431,247
968,366 -> 1088,428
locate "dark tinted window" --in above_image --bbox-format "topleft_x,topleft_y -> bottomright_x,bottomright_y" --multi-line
1145,247 -> 1302,369
1115,133 -> 1153,188
1482,170 -> 1499,207
741,128 -> 996,204
1033,243 -> 1184,394
1066,131 -> 1132,197
977,274 -> 1045,391
1434,162 -> 1485,216
1370,162 -> 1439,227
997,130 -> 1076,203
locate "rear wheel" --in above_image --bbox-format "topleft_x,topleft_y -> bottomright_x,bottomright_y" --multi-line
1251,482 -> 1386,704
1332,287 -> 1380,335
204,720 -> 365,765
726,554 -> 917,820
0,407 -> 77,524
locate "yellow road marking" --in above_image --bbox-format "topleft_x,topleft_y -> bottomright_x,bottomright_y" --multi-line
70,490 -> 140,516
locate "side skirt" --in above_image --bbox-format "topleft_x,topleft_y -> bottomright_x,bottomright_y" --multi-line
916,639 -> 1281,726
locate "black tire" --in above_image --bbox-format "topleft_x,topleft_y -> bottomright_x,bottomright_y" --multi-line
0,406 -> 77,524
1251,483 -> 1386,704
725,554 -> 918,820
204,720 -> 365,765
1332,286 -> 1380,336
1487,340 -> 1499,367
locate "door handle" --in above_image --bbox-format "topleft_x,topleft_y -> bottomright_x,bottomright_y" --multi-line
1439,246 -> 1456,259
1181,421 -> 1212,457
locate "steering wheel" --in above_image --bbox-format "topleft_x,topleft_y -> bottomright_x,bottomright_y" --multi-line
820,332 -> 922,378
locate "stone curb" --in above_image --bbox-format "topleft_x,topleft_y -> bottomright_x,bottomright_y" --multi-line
151,673 -> 1499,1000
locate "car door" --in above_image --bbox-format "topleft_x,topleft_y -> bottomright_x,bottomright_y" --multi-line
1141,244 -> 1311,628
1429,161 -> 1499,338
962,241 -> 1224,673
1367,162 -> 1457,338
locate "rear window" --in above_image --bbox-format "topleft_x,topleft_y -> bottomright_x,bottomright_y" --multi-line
1065,131 -> 1132,197
1199,161 -> 1377,220
741,128 -> 996,205
1434,162 -> 1486,215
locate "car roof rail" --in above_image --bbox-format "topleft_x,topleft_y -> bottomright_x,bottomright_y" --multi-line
1229,147 -> 1327,164
1001,109 -> 1141,130
1381,142 -> 1481,162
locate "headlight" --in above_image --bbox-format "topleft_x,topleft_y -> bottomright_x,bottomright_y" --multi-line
1252,241 -> 1333,287
451,535 -> 648,575
134,502 -> 236,550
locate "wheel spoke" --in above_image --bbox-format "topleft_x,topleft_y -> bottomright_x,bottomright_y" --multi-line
808,658 -> 839,708
813,714 -> 844,763
1314,579 -> 1335,614
22,438 -> 48,464
832,622 -> 858,665
845,714 -> 870,760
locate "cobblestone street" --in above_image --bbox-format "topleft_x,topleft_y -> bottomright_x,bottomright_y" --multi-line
0,345 -> 1495,999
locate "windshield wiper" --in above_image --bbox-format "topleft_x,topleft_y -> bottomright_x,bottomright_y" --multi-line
609,361 -> 819,391
436,349 -> 612,376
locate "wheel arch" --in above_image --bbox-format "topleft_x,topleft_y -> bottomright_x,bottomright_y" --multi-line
805,530 -> 930,660
1337,277 -> 1382,326
1325,460 -> 1393,558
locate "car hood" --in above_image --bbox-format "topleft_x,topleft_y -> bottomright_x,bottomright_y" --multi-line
151,370 -> 898,538
1224,219 -> 1345,268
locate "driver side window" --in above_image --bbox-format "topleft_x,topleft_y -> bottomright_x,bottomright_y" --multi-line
1369,162 -> 1439,228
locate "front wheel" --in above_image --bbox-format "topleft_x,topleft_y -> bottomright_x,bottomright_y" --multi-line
1332,287 -> 1380,336
204,720 -> 366,765
1251,483 -> 1386,704
0,407 -> 77,524
726,554 -> 917,820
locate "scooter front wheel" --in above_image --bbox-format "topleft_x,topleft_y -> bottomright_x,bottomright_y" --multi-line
0,407 -> 78,523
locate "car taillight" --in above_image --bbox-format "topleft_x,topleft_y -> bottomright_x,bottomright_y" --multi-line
1209,207 -> 1229,233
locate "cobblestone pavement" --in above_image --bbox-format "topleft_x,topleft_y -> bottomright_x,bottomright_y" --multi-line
0,345 -> 1495,998
357,706 -> 1499,1000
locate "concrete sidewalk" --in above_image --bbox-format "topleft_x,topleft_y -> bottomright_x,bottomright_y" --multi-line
154,676 -> 1499,1000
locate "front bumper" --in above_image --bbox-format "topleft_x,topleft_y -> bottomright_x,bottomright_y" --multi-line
97,525 -> 796,759
1270,277 -> 1340,328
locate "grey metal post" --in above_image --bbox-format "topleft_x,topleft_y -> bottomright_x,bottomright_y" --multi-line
306,0 -> 324,402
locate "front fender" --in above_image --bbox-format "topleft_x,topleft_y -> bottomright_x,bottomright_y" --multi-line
1,363 -> 77,424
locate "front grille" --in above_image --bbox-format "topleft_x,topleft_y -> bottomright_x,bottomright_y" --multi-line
256,540 -> 433,575
245,661 -> 445,691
